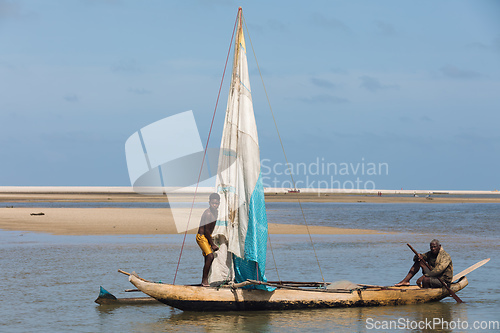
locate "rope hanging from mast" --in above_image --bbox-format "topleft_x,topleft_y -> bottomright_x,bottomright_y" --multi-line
242,14 -> 326,284
172,10 -> 239,285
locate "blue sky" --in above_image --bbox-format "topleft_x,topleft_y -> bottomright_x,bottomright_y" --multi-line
1,0 -> 499,190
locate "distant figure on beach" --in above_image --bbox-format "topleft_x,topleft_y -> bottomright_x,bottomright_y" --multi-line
196,193 -> 220,286
395,239 -> 453,288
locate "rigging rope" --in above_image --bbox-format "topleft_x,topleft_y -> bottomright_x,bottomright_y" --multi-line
267,234 -> 281,282
172,12 -> 239,285
242,15 -> 326,283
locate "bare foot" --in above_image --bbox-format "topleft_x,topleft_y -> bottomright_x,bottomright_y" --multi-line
201,283 -> 209,287
394,281 -> 410,287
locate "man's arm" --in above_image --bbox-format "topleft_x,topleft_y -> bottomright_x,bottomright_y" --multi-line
413,252 -> 428,262
425,252 -> 451,277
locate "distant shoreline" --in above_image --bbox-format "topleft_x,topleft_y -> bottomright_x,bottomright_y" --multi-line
1,186 -> 499,196
1,186 -> 499,204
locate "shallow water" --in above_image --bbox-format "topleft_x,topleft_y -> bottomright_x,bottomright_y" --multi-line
1,203 -> 499,332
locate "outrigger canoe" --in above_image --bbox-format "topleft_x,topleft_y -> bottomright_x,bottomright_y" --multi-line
110,8 -> 477,312
122,271 -> 468,311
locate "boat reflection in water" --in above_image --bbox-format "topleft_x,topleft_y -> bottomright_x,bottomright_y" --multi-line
155,301 -> 466,332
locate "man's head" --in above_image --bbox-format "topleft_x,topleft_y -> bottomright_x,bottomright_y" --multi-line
209,193 -> 220,212
430,239 -> 441,255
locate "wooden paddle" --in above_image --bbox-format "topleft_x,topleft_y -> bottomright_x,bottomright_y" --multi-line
407,243 -> 464,303
453,258 -> 490,282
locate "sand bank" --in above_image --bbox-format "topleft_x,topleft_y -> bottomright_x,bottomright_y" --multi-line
0,207 -> 385,236
1,191 -> 500,204
1,187 -> 497,235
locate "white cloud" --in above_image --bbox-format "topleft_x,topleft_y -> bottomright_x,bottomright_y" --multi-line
467,35 -> 500,52
128,88 -> 152,95
311,13 -> 350,33
359,76 -> 399,92
0,0 -> 21,19
299,94 -> 349,104
311,77 -> 335,89
374,20 -> 396,36
440,65 -> 482,79
111,59 -> 141,73
64,94 -> 79,103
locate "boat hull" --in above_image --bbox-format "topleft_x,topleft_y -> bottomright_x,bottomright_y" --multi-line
128,275 -> 468,311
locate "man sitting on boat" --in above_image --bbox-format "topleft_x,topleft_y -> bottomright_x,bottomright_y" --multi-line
395,239 -> 453,288
196,193 -> 220,286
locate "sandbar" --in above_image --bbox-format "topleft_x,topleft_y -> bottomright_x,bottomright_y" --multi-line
0,207 -> 385,236
1,188 -> 497,236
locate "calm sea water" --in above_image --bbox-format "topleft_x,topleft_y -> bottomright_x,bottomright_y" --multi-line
1,203 -> 498,332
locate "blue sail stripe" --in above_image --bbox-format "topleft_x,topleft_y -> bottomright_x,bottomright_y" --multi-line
215,219 -> 228,227
233,173 -> 274,291
217,185 -> 236,194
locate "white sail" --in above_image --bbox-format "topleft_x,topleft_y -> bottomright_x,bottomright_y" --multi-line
209,9 -> 269,288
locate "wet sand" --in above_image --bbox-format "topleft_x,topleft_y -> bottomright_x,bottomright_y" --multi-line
1,189 -> 498,236
0,207 -> 385,236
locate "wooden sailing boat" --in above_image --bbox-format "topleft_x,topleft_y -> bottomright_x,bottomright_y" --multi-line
118,8 -> 468,311
120,271 -> 468,310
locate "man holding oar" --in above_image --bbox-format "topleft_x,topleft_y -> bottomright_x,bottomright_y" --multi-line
395,239 -> 453,288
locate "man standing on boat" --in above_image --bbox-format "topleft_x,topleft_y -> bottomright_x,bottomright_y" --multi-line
395,239 -> 453,288
196,193 -> 220,286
